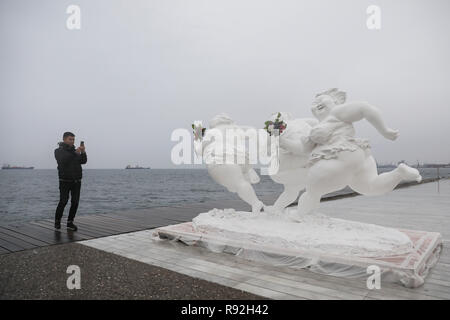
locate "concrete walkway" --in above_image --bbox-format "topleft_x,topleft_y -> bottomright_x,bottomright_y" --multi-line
0,242 -> 265,300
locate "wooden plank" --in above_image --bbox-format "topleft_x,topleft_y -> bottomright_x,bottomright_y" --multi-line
0,246 -> 11,255
30,221 -> 93,240
30,219 -> 94,241
115,207 -> 197,220
436,255 -> 450,265
35,219 -> 110,239
0,231 -> 37,250
105,208 -> 170,218
419,282 -> 450,299
432,263 -> 450,274
28,220 -> 92,241
108,209 -> 184,225
77,215 -> 144,233
74,217 -> 133,233
0,226 -> 49,247
0,237 -> 26,252
1,224 -> 58,244
71,219 -> 137,236
425,277 -> 450,288
84,214 -> 147,228
111,208 -> 178,221
428,268 -> 450,281
243,277 -> 356,300
102,215 -> 169,230
365,290 -> 442,300
234,282 -> 306,300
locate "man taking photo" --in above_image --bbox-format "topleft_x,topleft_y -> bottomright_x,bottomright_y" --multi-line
54,131 -> 87,231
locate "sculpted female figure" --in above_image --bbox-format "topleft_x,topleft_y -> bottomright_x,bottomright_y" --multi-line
293,88 -> 422,221
194,113 -> 264,213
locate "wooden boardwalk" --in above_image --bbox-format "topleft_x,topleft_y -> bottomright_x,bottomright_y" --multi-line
0,197 -> 262,256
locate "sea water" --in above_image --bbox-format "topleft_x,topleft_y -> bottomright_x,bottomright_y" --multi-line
0,168 -> 448,225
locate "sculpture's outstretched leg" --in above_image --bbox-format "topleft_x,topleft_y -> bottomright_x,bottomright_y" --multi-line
207,164 -> 264,213
271,183 -> 304,213
293,171 -> 348,221
349,156 -> 422,196
294,189 -> 322,218
233,179 -> 264,213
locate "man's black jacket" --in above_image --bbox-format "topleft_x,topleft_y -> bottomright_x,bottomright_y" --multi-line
54,142 -> 87,180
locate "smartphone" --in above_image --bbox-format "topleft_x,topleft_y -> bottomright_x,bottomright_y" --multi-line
80,141 -> 85,147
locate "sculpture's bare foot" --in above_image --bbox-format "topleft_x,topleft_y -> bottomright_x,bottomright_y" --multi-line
245,168 -> 260,184
398,163 -> 422,182
252,200 -> 264,213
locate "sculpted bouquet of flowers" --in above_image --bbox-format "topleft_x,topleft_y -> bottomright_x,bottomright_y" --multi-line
264,112 -> 287,136
192,121 -> 206,140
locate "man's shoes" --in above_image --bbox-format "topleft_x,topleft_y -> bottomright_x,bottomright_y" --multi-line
67,221 -> 78,231
54,220 -> 61,230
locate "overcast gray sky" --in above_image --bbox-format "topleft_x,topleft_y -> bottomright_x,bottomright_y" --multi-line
1,0 -> 449,169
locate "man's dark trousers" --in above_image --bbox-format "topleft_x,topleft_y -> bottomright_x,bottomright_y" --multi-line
55,179 -> 81,222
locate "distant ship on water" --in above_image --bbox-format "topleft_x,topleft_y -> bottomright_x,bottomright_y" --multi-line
125,164 -> 151,169
2,164 -> 34,170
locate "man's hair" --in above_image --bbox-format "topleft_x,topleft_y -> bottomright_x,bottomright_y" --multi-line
63,132 -> 75,139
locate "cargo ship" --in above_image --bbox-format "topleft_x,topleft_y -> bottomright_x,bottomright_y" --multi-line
125,164 -> 151,169
2,164 -> 34,170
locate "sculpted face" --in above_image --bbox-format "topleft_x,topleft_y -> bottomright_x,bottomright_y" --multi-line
311,95 -> 335,121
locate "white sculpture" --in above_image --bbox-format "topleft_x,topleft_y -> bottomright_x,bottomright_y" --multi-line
193,89 -> 422,219
166,90 -> 440,288
288,88 -> 422,221
193,114 -> 264,213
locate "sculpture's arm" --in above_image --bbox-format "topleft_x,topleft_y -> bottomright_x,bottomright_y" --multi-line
332,101 -> 399,140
